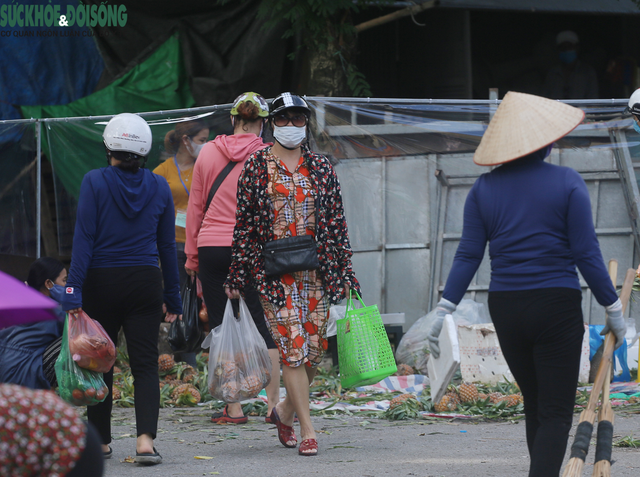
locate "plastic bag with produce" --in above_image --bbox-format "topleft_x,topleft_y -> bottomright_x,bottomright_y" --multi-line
67,310 -> 116,373
54,317 -> 109,406
204,297 -> 271,403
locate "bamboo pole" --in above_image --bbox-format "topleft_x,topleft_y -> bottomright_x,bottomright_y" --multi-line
591,267 -> 635,476
562,260 -> 618,477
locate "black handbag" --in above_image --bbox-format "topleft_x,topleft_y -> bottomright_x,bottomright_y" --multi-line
263,235 -> 320,277
168,276 -> 203,354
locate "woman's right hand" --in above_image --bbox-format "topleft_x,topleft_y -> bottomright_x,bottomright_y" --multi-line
185,265 -> 196,277
225,287 -> 240,299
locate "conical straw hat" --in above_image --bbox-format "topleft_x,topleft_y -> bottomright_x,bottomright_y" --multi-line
473,92 -> 585,166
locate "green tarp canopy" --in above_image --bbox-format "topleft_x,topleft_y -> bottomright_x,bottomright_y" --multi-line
22,33 -> 195,198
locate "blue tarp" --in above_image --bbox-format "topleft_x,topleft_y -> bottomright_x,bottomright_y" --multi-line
0,0 -> 104,143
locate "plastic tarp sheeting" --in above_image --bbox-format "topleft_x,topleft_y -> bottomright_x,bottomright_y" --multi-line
40,106 -> 240,255
0,121 -> 38,256
2,97 -> 637,258
0,0 -> 103,138
305,98 -> 632,160
22,33 -> 195,200
83,0 -> 287,106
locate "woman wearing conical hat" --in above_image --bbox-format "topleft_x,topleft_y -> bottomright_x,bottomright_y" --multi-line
427,92 -> 625,477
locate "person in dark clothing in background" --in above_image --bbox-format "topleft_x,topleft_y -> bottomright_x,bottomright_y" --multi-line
543,30 -> 598,99
0,257 -> 67,390
62,113 -> 182,466
427,92 -> 625,477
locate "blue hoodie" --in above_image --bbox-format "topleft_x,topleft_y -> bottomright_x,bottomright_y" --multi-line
63,166 -> 182,314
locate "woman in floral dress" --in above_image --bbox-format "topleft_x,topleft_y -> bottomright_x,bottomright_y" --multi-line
225,93 -> 359,456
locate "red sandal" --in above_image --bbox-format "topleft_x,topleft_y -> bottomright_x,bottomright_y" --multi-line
298,438 -> 318,456
269,406 -> 297,448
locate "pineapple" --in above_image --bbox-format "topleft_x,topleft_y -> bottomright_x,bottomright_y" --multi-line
489,392 -> 504,404
477,393 -> 488,401
113,366 -> 122,375
628,396 -> 640,404
112,386 -> 122,400
434,394 -> 458,413
395,364 -> 414,376
504,394 -> 522,407
172,384 -> 201,406
458,382 -> 479,403
158,354 -> 175,374
178,365 -> 197,383
444,390 -> 460,408
240,375 -> 263,397
389,393 -> 414,410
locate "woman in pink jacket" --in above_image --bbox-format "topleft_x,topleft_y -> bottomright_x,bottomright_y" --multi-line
185,92 -> 280,423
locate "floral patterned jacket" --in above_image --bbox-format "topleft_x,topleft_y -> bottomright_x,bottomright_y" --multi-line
225,146 -> 360,308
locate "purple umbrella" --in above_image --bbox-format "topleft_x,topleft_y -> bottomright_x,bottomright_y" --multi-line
0,270 -> 58,328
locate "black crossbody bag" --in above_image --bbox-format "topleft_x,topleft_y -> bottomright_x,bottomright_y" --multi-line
263,235 -> 320,277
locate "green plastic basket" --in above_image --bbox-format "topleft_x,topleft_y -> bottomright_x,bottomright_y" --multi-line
336,291 -> 397,389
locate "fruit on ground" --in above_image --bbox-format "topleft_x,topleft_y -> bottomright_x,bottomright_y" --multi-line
158,354 -> 175,373
489,392 -> 504,404
458,382 -> 479,403
444,391 -> 460,407
503,394 -> 522,407
112,386 -> 121,400
434,394 -> 458,412
389,393 -> 415,410
172,384 -> 201,405
395,363 -> 414,376
181,365 -> 197,383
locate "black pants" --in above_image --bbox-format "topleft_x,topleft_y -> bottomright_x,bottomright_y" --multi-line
64,422 -> 103,477
83,266 -> 163,445
488,287 -> 584,477
198,246 -> 276,349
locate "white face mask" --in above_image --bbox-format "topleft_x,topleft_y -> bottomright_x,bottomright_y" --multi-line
189,139 -> 205,158
273,125 -> 306,149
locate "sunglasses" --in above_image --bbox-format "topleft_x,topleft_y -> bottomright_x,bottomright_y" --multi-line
273,114 -> 308,128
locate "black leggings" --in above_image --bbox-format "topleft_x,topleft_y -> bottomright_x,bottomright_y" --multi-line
488,287 -> 584,477
82,266 -> 163,445
198,246 -> 276,349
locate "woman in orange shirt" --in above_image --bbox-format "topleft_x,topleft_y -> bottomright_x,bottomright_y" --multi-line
154,119 -> 210,366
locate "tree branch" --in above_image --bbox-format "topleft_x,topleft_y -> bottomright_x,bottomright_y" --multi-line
354,1 -> 437,33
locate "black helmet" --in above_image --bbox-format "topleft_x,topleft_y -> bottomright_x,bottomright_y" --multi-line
270,93 -> 310,117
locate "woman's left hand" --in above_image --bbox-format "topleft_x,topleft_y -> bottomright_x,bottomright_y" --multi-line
165,313 -> 182,323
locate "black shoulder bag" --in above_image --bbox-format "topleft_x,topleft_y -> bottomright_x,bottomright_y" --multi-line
204,160 -> 238,215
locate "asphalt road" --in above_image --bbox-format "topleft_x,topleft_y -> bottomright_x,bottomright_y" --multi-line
102,406 -> 640,477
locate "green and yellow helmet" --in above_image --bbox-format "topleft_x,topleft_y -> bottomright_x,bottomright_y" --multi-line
230,92 -> 269,117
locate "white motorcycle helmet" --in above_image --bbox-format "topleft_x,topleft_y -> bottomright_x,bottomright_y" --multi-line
103,113 -> 152,156
627,89 -> 640,116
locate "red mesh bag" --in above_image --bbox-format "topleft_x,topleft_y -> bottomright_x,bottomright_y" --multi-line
67,311 -> 116,373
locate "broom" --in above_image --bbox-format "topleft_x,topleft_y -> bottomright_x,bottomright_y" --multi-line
562,259 -> 618,477
591,267 -> 636,477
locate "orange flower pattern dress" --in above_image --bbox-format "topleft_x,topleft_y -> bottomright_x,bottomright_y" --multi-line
260,152 -> 329,368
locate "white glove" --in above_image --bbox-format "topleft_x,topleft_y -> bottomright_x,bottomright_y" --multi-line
427,298 -> 457,359
601,298 -> 626,350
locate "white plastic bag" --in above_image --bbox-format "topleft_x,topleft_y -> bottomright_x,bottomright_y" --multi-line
395,299 -> 490,375
327,305 -> 346,337
205,298 -> 272,402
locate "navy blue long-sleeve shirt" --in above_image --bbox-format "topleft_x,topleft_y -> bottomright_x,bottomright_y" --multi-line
63,166 -> 182,314
442,152 -> 618,307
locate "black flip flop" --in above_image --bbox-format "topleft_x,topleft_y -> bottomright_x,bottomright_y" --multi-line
135,447 -> 162,465
103,446 -> 113,459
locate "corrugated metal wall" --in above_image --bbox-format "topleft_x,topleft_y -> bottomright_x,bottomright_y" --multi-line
336,147 -> 640,331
